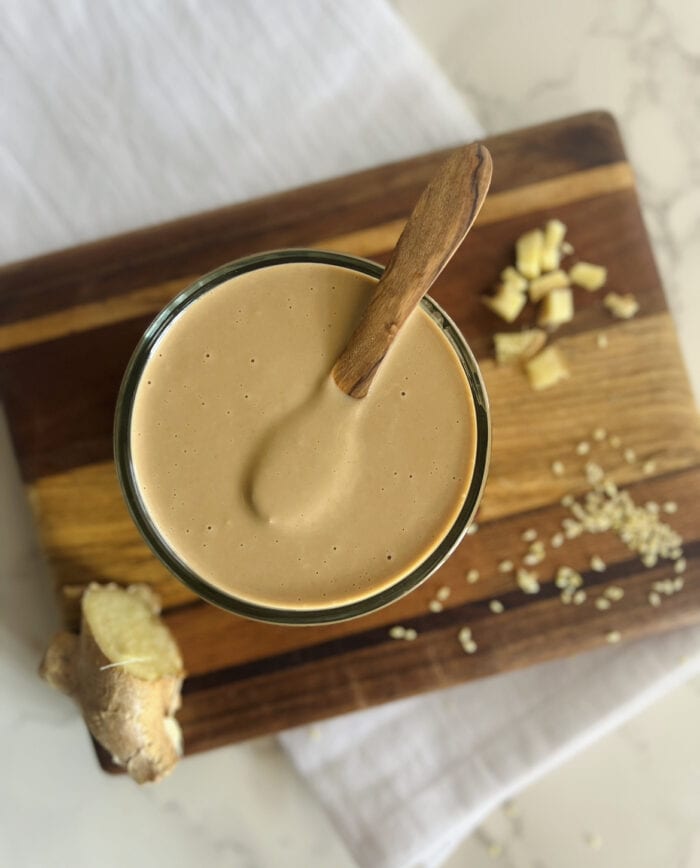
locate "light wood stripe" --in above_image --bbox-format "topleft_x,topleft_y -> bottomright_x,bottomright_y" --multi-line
0,162 -> 634,353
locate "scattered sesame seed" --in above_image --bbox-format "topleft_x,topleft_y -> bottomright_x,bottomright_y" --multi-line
517,568 -> 540,594
603,480 -> 618,497
489,599 -> 505,614
551,460 -> 565,477
466,522 -> 479,535
521,528 -> 538,542
675,558 -> 686,574
550,532 -> 564,548
595,597 -> 611,610
648,591 -> 662,607
586,832 -> 603,850
436,585 -> 451,602
642,552 -> 658,568
596,333 -> 608,349
404,628 -> 418,641
605,585 -> 624,601
663,501 -> 678,514
563,518 -> 583,539
576,441 -> 591,456
624,447 -> 636,464
573,590 -> 587,605
429,600 -> 443,613
609,435 -> 622,448
464,639 -> 478,654
498,559 -> 514,573
593,427 -> 607,441
523,552 -> 544,566
585,462 -> 605,485
673,577 -> 684,592
561,494 -> 575,508
389,626 -> 406,639
466,568 -> 480,584
606,630 -> 622,644
590,555 -> 607,573
529,540 -> 546,554
643,460 -> 657,475
645,501 -> 659,515
458,627 -> 472,642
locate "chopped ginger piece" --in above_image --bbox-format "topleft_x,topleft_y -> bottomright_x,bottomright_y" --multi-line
528,269 -> 569,302
537,287 -> 574,328
493,329 -> 547,364
604,292 -> 639,319
525,346 -> 570,390
500,266 -> 528,293
569,261 -> 607,291
516,229 -> 544,280
541,219 -> 567,271
483,286 -> 526,323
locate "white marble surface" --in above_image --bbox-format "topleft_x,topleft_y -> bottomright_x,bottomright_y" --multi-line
395,1 -> 700,865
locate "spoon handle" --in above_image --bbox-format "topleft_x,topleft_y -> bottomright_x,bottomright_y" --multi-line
332,142 -> 492,398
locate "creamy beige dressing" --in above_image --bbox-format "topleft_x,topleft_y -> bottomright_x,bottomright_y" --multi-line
130,262 -> 476,610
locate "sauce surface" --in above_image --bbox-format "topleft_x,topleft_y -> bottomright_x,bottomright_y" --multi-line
130,262 -> 477,610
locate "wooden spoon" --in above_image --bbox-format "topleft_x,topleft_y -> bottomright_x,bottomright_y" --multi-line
250,143 -> 492,524
332,142 -> 492,398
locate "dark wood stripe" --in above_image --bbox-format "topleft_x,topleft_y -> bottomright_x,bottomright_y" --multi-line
0,112 -> 624,327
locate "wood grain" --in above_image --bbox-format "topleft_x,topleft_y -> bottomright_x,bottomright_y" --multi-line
1,111 -> 698,768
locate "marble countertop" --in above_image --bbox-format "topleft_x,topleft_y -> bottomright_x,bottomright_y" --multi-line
2,2 -> 699,867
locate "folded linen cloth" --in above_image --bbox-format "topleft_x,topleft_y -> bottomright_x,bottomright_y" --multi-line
2,3 -> 698,868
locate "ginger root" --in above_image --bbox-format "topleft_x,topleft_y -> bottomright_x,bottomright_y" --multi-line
40,583 -> 184,784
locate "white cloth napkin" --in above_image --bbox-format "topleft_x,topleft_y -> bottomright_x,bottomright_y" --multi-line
2,3 -> 698,868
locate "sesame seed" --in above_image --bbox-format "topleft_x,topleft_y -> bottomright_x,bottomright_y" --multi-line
576,441 -> 591,456
648,591 -> 662,607
624,447 -> 636,464
466,522 -> 479,535
643,460 -> 656,475
561,494 -> 574,508
609,435 -> 622,448
530,540 -> 546,554
464,639 -> 478,654
466,568 -> 480,584
389,626 -> 406,639
550,532 -> 564,548
429,600 -> 443,613
551,460 -> 565,477
663,501 -> 678,514
517,568 -> 540,594
498,559 -> 514,573
645,501 -> 659,515
563,519 -> 583,539
590,555 -> 606,573
436,585 -> 451,602
458,627 -> 472,642
673,577 -> 685,592
404,628 -> 417,641
523,552 -> 544,566
595,597 -> 611,610
593,427 -> 607,441
586,833 -> 603,850
521,528 -> 538,542
606,630 -> 622,644
585,462 -> 604,485
597,333 -> 608,349
642,553 -> 658,568
605,585 -> 624,601
489,599 -> 504,614
675,558 -> 686,574
573,590 -> 587,605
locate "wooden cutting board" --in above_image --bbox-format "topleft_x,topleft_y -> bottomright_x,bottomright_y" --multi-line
2,112 -> 699,769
